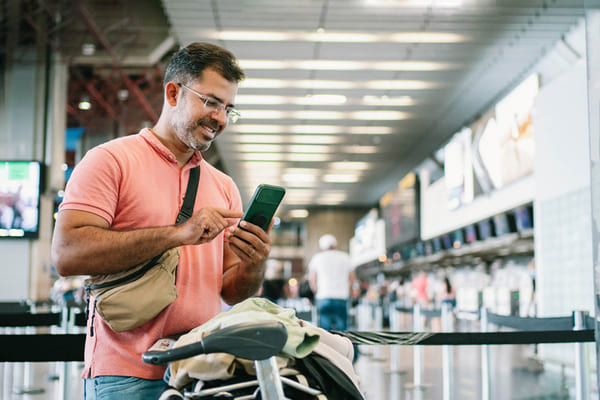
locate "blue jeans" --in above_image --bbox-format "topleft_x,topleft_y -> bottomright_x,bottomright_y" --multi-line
317,298 -> 348,331
84,376 -> 168,400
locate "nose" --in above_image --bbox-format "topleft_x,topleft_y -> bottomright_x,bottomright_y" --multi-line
211,106 -> 228,127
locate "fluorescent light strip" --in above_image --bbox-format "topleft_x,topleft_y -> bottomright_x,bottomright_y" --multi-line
323,174 -> 361,183
234,94 -> 414,107
239,59 -> 455,71
228,135 -> 342,144
230,125 -> 394,135
235,153 -> 332,162
235,94 -> 348,105
232,144 -> 331,153
342,146 -> 379,154
329,161 -> 372,170
241,79 -> 437,90
240,110 -> 410,120
289,209 -> 309,218
200,30 -> 468,43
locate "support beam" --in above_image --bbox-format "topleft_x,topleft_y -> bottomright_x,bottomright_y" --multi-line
75,0 -> 158,123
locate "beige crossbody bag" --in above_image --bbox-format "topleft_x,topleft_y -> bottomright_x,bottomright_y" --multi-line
84,166 -> 200,333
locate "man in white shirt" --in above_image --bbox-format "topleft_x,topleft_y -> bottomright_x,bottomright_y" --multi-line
308,234 -> 356,331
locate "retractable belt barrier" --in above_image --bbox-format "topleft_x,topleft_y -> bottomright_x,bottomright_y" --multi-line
0,307 -> 87,361
335,329 -> 595,346
0,306 -> 595,362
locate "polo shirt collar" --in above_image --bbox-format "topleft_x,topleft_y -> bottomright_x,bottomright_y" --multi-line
140,128 -> 203,168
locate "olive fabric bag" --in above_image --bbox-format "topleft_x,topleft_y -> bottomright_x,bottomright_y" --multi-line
85,166 -> 200,333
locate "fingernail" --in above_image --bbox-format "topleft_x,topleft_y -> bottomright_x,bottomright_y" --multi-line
240,221 -> 247,227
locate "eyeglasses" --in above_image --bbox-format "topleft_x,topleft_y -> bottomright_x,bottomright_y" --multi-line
177,83 -> 241,123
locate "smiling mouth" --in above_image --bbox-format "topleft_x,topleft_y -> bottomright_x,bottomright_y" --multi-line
198,123 -> 219,139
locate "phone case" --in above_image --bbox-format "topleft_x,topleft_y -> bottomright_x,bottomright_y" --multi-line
241,184 -> 286,230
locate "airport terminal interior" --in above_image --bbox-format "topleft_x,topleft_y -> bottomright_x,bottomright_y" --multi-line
2,0 -> 600,399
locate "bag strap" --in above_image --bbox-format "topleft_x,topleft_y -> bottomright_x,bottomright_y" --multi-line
86,166 -> 200,292
176,165 -> 200,225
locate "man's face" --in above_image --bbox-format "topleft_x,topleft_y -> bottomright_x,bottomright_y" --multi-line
170,68 -> 238,152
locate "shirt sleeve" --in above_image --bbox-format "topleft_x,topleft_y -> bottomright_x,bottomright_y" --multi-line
59,147 -> 121,225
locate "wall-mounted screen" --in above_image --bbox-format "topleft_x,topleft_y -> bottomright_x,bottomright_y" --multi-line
0,161 -> 42,238
464,225 -> 477,243
380,172 -> 420,249
452,229 -> 464,248
476,219 -> 494,240
432,237 -> 442,253
514,204 -> 533,232
441,233 -> 453,250
492,213 -> 517,237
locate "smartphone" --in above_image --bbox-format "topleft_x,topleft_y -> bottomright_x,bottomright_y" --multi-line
240,184 -> 286,231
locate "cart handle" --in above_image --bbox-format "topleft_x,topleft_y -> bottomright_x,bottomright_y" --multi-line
142,320 -> 288,365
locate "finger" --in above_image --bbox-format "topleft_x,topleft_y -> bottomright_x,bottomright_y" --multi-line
215,208 -> 244,219
238,220 -> 270,241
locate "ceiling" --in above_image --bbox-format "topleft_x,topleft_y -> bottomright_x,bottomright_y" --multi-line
6,0 -> 590,219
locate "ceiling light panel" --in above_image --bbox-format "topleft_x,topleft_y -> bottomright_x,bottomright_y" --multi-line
227,135 -> 343,144
200,30 -> 469,43
229,125 -> 395,134
235,94 -> 414,107
238,110 -> 411,120
238,59 -> 457,71
241,78 -> 440,90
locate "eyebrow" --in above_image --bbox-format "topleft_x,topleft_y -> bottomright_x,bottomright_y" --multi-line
203,92 -> 235,109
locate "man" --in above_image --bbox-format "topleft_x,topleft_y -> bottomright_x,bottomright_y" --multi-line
51,42 -> 272,399
308,234 -> 355,331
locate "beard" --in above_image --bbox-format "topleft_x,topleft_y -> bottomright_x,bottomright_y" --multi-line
171,116 -> 220,152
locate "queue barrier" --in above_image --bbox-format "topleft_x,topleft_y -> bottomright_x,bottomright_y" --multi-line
350,302 -> 595,400
0,302 -> 597,400
0,302 -> 87,399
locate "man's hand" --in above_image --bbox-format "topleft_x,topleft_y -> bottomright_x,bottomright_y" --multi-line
225,220 -> 273,266
177,207 -> 243,245
221,219 -> 274,305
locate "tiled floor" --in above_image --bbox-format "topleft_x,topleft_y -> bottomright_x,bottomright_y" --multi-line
353,343 -> 582,400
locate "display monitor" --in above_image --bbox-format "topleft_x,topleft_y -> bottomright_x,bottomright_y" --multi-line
464,225 -> 477,243
0,161 -> 42,238
514,205 -> 533,231
380,173 -> 420,249
492,212 -> 517,236
432,237 -> 442,253
452,229 -> 464,248
441,233 -> 453,250
423,241 -> 433,256
476,219 -> 494,240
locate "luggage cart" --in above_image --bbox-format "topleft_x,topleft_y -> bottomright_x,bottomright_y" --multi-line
142,320 -> 323,400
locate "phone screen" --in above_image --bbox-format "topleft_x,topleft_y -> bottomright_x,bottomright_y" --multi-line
241,184 -> 286,231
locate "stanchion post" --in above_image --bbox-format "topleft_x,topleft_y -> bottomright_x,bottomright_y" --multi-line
480,307 -> 491,400
58,305 -> 71,400
357,300 -> 371,356
374,304 -> 385,360
573,310 -> 589,400
414,303 -> 424,387
3,327 -> 14,399
389,301 -> 402,373
441,302 -> 454,400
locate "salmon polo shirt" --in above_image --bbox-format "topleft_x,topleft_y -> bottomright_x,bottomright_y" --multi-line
59,128 -> 243,379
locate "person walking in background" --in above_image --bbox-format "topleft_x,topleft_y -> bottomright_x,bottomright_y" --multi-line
441,276 -> 457,309
308,234 -> 356,331
411,270 -> 430,308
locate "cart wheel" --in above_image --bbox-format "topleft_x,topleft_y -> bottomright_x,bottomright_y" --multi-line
158,388 -> 184,400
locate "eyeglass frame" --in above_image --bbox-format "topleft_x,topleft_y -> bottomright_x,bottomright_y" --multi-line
176,82 -> 241,123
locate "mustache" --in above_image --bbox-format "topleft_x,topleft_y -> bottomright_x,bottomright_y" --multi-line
196,118 -> 220,132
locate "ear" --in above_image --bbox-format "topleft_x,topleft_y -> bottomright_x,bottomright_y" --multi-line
164,81 -> 180,107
